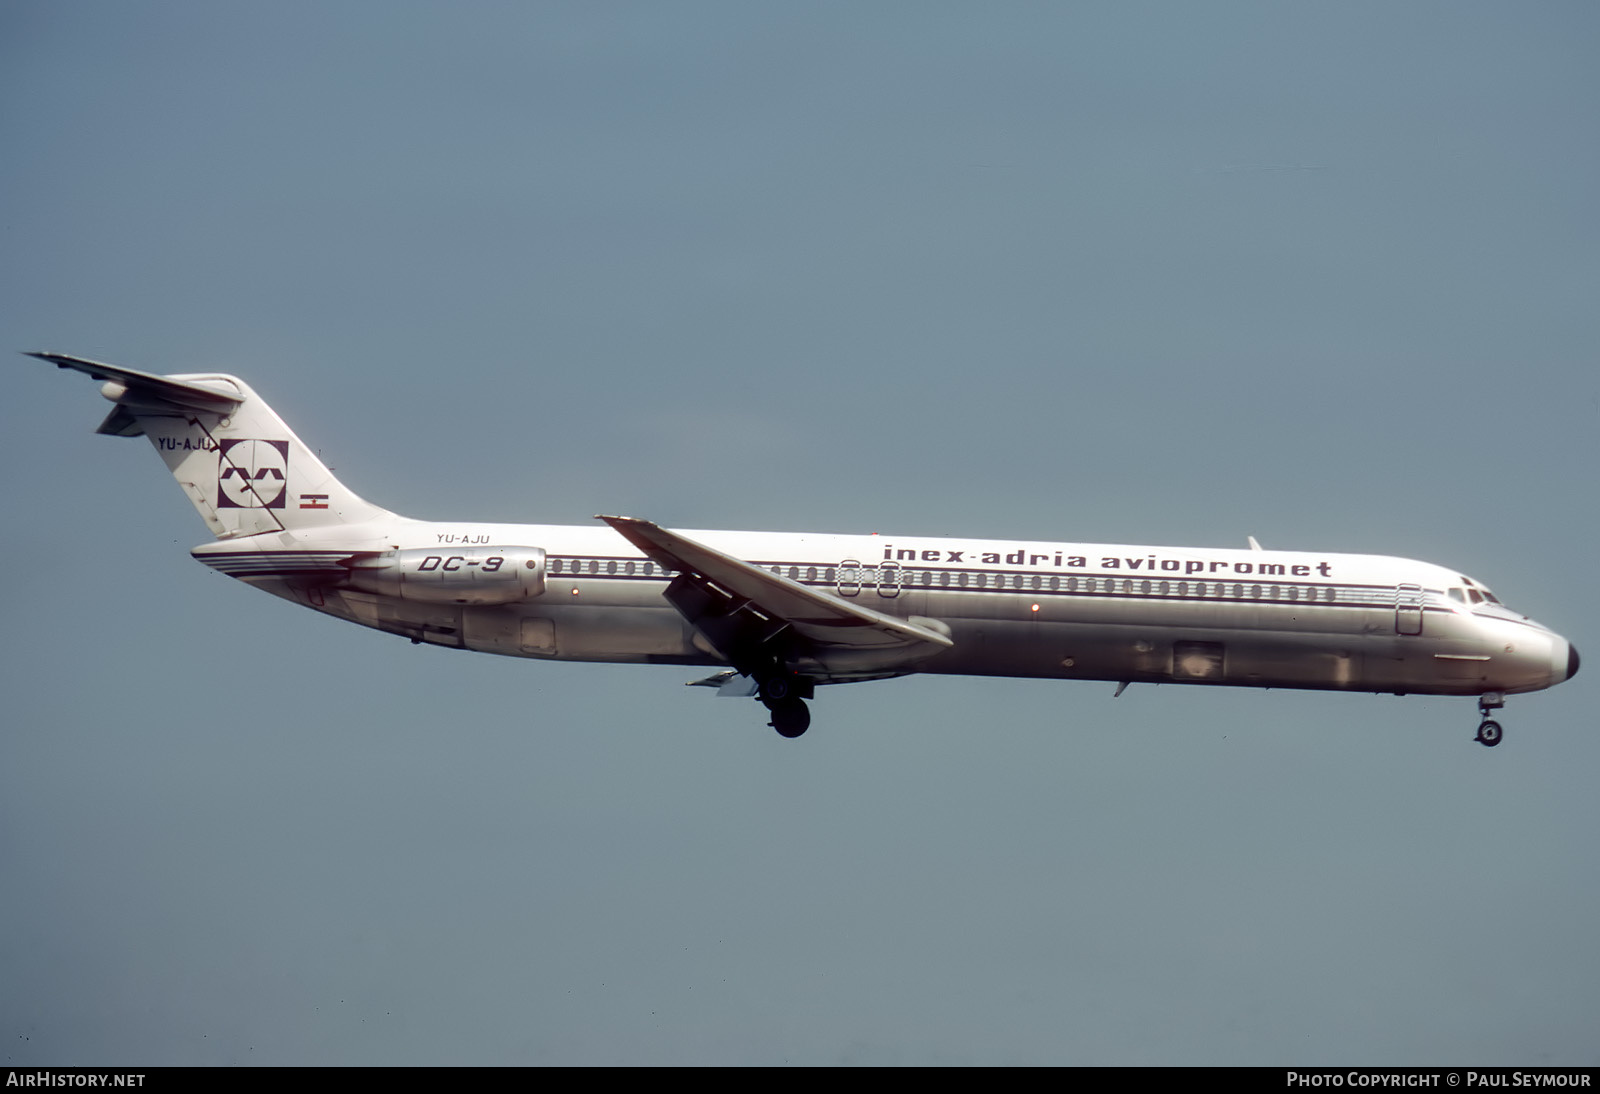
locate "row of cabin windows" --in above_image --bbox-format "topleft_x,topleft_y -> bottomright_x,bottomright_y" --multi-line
551,557 -> 1344,603
835,566 -> 1337,601
550,558 -> 660,577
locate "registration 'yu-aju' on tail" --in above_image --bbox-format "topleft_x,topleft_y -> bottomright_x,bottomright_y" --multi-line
29,352 -> 1579,744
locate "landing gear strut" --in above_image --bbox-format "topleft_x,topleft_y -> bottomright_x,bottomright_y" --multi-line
1475,692 -> 1505,748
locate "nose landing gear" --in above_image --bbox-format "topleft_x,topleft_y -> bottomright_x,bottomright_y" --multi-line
1475,692 -> 1505,747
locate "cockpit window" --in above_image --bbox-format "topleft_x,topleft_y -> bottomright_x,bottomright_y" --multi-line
1458,576 -> 1504,606
1449,588 -> 1466,604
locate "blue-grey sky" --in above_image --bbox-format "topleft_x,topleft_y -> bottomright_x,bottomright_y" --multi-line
3,1 -> 1597,1066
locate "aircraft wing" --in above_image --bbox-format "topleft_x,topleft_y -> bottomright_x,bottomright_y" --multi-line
597,515 -> 954,667
25,352 -> 242,434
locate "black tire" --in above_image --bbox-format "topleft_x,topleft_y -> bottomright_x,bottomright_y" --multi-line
1476,720 -> 1503,747
769,699 -> 810,738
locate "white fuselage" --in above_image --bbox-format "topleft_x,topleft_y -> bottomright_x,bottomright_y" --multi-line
193,518 -> 1575,698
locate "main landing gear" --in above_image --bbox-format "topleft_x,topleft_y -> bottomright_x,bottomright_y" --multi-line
1475,692 -> 1505,748
758,673 -> 813,739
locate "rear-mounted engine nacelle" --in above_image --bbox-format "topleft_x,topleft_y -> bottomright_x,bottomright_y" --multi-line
344,547 -> 546,605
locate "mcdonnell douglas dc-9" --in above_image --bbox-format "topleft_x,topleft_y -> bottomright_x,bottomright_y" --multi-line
29,352 -> 1579,745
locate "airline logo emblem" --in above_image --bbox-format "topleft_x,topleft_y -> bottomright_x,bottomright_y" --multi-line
217,439 -> 289,509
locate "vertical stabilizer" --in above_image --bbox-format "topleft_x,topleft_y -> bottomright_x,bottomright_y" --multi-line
27,353 -> 394,538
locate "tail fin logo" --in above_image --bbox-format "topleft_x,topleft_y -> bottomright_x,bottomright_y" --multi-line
217,439 -> 289,509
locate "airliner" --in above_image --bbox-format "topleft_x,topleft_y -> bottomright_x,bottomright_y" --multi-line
28,352 -> 1579,744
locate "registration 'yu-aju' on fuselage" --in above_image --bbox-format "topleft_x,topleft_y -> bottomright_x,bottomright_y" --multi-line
28,352 -> 1579,744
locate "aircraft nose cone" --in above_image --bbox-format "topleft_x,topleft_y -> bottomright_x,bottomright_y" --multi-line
1552,637 -> 1580,685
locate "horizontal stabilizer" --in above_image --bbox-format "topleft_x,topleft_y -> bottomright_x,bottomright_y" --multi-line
25,352 -> 242,415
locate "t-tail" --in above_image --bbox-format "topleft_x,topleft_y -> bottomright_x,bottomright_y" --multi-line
26,352 -> 393,538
